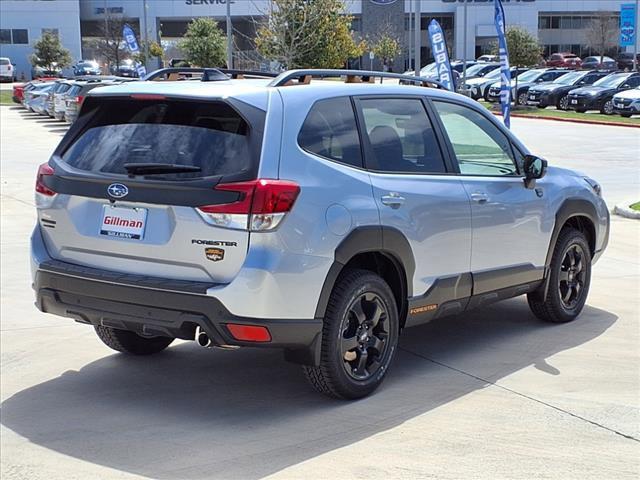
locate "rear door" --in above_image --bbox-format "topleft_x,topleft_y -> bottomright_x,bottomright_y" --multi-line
39,95 -> 267,283
354,96 -> 472,301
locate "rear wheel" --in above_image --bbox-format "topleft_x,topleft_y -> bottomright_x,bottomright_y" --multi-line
527,228 -> 591,323
600,100 -> 614,115
557,95 -> 569,111
95,326 -> 174,355
517,91 -> 528,105
302,269 -> 399,399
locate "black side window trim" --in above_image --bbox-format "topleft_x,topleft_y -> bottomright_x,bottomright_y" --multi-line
296,95 -> 365,170
428,97 -> 525,177
353,94 -> 457,176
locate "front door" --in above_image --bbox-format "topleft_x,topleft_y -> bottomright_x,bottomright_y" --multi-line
431,100 -> 553,294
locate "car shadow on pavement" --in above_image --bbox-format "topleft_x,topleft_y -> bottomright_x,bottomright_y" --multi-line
0,298 -> 617,480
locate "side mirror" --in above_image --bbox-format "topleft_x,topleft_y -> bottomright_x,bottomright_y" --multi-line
523,154 -> 547,189
621,83 -> 630,89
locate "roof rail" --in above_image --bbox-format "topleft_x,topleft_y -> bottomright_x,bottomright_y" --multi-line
143,67 -> 228,82
217,69 -> 279,79
267,69 -> 447,90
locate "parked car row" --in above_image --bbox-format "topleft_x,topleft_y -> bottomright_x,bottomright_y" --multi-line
475,65 -> 639,117
543,52 -> 640,71
12,76 -> 135,123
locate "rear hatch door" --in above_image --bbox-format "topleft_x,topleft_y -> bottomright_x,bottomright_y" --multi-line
39,94 -> 266,283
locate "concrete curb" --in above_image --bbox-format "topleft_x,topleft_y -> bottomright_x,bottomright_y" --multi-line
613,201 -> 640,219
492,111 -> 640,129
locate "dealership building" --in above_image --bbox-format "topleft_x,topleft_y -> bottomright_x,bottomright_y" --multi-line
1,0 -> 638,79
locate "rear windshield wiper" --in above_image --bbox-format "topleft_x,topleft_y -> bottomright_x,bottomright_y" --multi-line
123,163 -> 202,176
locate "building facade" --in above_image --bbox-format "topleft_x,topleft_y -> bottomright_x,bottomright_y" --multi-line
1,0 -> 638,78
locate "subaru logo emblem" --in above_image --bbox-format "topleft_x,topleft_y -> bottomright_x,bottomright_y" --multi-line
107,183 -> 129,198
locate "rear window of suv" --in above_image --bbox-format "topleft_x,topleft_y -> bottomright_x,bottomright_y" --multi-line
61,98 -> 262,181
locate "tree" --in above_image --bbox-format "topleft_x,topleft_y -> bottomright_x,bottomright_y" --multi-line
493,26 -> 542,67
179,18 -> 227,68
30,32 -> 72,71
584,12 -> 619,64
371,23 -> 401,71
255,0 -> 365,69
133,40 -> 165,65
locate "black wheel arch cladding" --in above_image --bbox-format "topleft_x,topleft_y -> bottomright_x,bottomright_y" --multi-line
314,226 -> 415,319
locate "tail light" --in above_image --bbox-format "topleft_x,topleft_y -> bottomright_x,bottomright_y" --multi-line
76,95 -> 84,104
35,163 -> 56,207
196,179 -> 300,231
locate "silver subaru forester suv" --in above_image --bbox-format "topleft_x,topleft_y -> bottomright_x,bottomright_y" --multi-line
31,68 -> 609,399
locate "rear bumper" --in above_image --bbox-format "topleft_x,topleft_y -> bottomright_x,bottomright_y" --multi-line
33,261 -> 322,364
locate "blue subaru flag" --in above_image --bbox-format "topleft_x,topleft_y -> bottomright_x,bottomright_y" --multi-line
620,3 -> 637,47
427,19 -> 454,91
494,0 -> 511,128
122,24 -> 147,78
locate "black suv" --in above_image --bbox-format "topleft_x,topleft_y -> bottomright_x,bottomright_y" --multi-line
527,70 -> 610,110
567,72 -> 640,114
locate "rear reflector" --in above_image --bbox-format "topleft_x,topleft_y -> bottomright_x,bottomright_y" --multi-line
226,324 -> 271,342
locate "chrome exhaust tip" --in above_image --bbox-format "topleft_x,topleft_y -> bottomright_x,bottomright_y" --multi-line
195,326 -> 213,348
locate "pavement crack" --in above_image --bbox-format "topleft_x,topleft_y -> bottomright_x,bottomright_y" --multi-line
399,346 -> 639,443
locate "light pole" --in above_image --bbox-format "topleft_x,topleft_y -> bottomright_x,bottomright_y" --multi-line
226,0 -> 233,69
143,0 -> 149,70
634,0 -> 639,71
461,0 -> 468,91
414,0 -> 421,76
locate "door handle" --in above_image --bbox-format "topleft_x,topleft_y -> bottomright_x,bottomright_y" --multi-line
381,193 -> 405,209
470,192 -> 489,204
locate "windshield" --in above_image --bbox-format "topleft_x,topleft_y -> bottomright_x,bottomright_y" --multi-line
517,69 -> 544,82
465,63 -> 495,76
484,67 -> 502,79
555,72 -> 583,85
419,63 -> 437,75
78,62 -> 97,68
0,59 -> 9,66
62,98 -> 259,181
593,74 -> 630,88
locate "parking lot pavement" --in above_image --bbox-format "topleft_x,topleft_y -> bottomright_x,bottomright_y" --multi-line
1,105 -> 639,480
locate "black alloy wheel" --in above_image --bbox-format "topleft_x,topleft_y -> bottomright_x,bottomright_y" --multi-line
527,228 -> 592,323
340,292 -> 390,381
558,244 -> 587,310
302,269 -> 399,399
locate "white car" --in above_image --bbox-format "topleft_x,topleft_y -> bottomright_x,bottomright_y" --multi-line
612,87 -> 640,117
0,57 -> 15,82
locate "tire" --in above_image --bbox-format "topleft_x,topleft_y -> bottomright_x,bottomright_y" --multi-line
527,228 -> 592,324
517,91 -> 528,106
483,89 -> 491,102
302,269 -> 399,399
600,100 -> 614,115
94,325 -> 174,355
557,95 -> 569,111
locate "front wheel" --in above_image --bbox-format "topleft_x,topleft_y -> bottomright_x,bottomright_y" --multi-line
302,269 -> 399,399
95,326 -> 174,355
527,228 -> 592,323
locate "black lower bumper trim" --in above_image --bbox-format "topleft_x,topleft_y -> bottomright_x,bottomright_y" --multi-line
34,267 -> 322,364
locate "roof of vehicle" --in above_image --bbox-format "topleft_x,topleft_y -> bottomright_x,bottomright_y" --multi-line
87,73 -> 474,112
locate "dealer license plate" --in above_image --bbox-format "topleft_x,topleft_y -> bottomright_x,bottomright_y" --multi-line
100,205 -> 147,240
